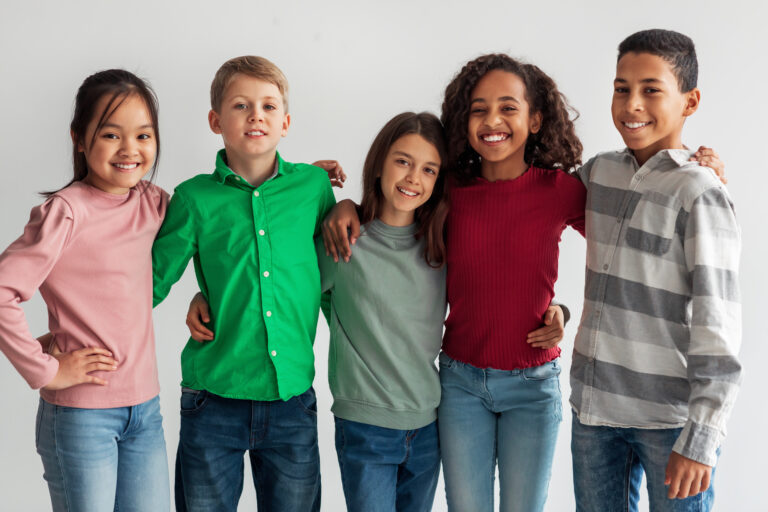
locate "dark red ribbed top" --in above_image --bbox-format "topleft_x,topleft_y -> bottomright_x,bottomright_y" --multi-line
442,167 -> 586,370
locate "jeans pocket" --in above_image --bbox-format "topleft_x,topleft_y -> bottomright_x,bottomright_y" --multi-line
438,352 -> 456,370
179,387 -> 208,415
522,359 -> 562,381
35,399 -> 45,447
294,387 -> 318,417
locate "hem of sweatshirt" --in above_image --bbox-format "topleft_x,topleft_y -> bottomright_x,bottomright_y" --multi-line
180,379 -> 311,403
39,386 -> 161,409
332,399 -> 437,430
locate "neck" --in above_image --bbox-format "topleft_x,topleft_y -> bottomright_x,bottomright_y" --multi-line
227,150 -> 277,187
378,209 -> 415,227
481,156 -> 529,182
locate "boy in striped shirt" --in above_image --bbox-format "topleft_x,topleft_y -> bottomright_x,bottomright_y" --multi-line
570,29 -> 741,512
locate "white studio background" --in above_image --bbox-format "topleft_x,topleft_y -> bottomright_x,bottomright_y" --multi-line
1,1 -> 765,510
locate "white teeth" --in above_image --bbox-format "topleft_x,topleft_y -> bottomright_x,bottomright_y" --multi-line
247,130 -> 265,136
624,122 -> 650,129
482,134 -> 508,142
397,186 -> 418,197
114,163 -> 138,170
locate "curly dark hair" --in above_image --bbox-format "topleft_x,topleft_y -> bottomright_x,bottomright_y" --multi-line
441,53 -> 582,184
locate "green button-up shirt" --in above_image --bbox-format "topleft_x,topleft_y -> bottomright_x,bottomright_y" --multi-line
152,150 -> 336,401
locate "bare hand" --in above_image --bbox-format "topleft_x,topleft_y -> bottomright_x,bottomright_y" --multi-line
665,451 -> 712,499
312,160 -> 347,188
43,347 -> 118,390
690,146 -> 726,185
186,292 -> 214,342
526,306 -> 565,349
321,199 -> 361,262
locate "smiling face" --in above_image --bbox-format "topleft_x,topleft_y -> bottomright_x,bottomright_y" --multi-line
467,69 -> 541,179
80,93 -> 156,195
208,74 -> 290,173
378,133 -> 441,227
612,52 -> 700,166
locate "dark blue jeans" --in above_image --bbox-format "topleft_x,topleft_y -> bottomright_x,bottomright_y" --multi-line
335,417 -> 440,512
571,412 -> 716,512
175,387 -> 321,512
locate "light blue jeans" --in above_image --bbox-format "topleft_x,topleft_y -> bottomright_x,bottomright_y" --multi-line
571,411 -> 717,512
36,395 -> 170,512
438,353 -> 562,512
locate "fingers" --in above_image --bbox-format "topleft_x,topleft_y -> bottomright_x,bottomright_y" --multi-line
74,346 -> 114,358
700,470 -> 711,493
312,160 -> 347,188
526,325 -> 564,349
185,315 -> 214,342
321,222 -> 339,262
675,471 -> 696,499
543,307 -> 556,325
666,471 -> 681,499
85,375 -> 109,386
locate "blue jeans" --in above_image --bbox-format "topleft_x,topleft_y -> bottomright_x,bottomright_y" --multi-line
335,417 -> 440,512
571,412 -> 716,512
438,353 -> 562,512
35,395 -> 170,512
175,387 -> 321,512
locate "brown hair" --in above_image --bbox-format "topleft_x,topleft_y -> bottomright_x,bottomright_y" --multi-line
360,112 -> 449,267
45,69 -> 160,197
441,53 -> 582,184
210,56 -> 289,112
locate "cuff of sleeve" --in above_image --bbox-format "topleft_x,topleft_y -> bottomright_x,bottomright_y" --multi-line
672,420 -> 722,467
27,356 -> 59,390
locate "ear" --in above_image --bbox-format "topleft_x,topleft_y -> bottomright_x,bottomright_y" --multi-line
208,109 -> 222,134
529,111 -> 543,134
683,88 -> 700,117
71,130 -> 84,152
281,113 -> 291,137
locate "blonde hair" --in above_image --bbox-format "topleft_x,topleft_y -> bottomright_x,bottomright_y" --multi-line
210,56 -> 289,112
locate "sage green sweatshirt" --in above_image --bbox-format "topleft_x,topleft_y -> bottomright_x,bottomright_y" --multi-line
316,220 -> 446,430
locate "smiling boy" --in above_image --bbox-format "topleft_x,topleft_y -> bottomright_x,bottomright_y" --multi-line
569,30 -> 741,511
152,56 -> 335,512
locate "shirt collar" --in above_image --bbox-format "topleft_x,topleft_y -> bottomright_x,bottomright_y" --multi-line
213,149 -> 284,185
621,147 -> 696,171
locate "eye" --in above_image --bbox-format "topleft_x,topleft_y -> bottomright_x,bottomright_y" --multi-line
395,158 -> 410,166
644,87 -> 661,94
138,134 -> 152,140
102,133 -> 119,140
264,104 -> 277,111
470,108 -> 486,115
424,167 -> 437,175
502,106 -> 518,113
614,87 -> 629,94
234,103 -> 247,110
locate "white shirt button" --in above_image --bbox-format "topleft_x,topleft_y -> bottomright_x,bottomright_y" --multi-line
254,190 -> 260,197
258,229 -> 265,236
266,311 -> 272,317
603,264 -> 609,270
263,271 -> 269,277
271,350 -> 277,357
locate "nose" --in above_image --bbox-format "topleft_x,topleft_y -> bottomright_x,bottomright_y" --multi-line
118,137 -> 139,156
405,167 -> 419,184
484,106 -> 502,128
626,90 -> 644,112
249,108 -> 264,124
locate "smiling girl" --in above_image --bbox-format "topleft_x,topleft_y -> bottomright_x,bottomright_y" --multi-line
0,70 -> 171,511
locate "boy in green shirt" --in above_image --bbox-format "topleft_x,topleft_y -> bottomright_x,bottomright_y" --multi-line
152,56 -> 335,512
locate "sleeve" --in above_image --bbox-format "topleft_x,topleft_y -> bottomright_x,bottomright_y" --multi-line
549,300 -> 571,325
574,155 -> 598,187
152,189 -> 199,307
315,236 -> 336,324
559,171 -> 587,237
314,177 -> 337,236
0,198 -> 73,388
672,186 -> 742,466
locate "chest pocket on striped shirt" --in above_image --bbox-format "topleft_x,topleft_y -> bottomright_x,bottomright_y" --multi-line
625,191 -> 680,256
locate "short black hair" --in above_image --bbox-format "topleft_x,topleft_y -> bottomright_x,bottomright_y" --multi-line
618,29 -> 698,92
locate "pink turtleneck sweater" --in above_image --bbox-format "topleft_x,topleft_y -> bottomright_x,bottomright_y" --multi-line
0,181 -> 168,408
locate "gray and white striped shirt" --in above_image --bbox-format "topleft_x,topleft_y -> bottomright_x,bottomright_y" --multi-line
570,148 -> 741,467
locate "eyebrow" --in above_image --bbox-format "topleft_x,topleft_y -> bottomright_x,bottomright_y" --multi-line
230,95 -> 281,102
614,78 -> 664,84
470,96 -> 521,104
102,122 -> 154,130
392,151 -> 440,167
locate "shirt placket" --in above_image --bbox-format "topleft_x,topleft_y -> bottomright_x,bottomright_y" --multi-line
250,185 -> 279,367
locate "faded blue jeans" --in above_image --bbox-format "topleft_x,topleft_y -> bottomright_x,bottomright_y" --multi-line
571,411 -> 717,512
438,353 -> 562,512
36,395 -> 170,512
174,386 -> 321,512
335,417 -> 440,512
